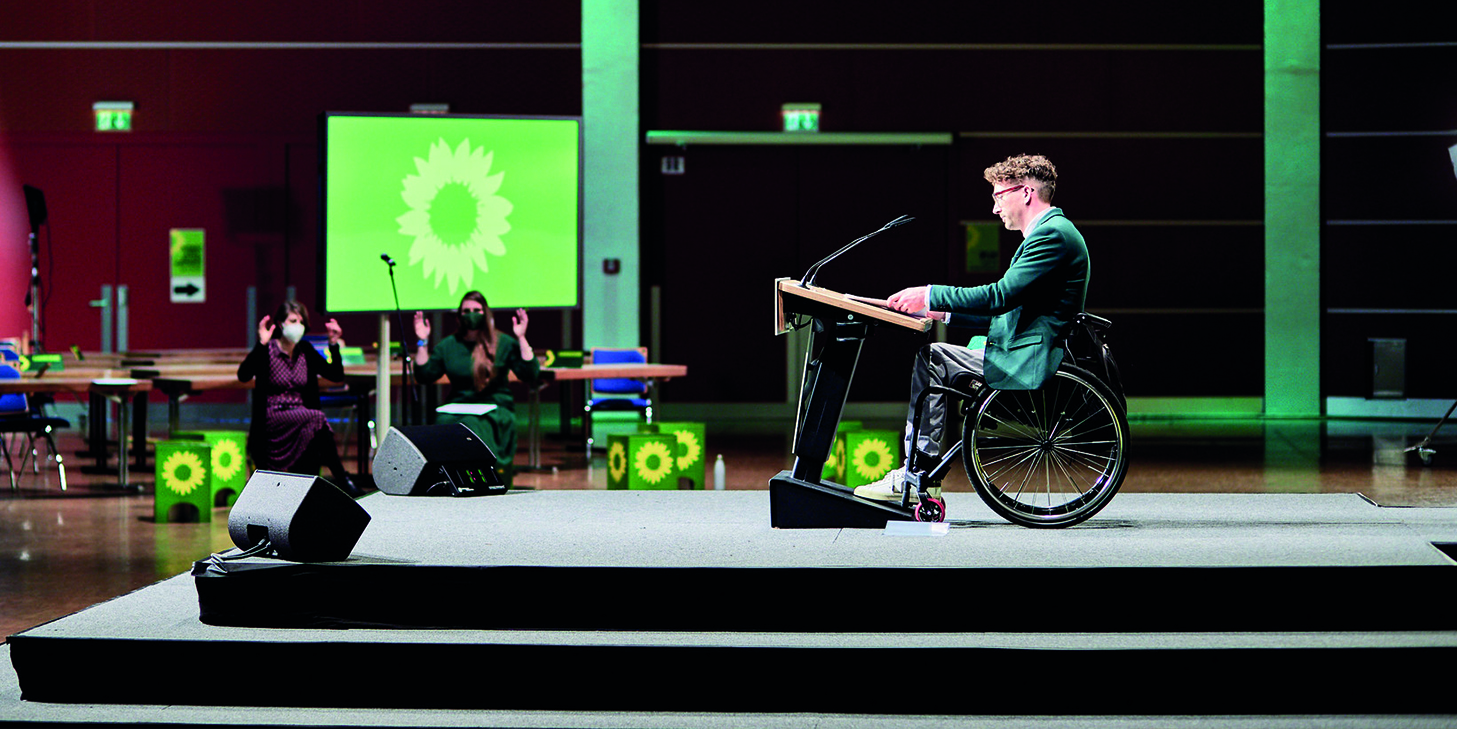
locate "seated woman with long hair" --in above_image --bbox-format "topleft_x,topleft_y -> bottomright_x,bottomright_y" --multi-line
412,291 -> 539,482
238,300 -> 362,496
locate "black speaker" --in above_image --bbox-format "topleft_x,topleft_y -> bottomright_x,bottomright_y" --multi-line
228,470 -> 371,562
372,424 -> 504,496
22,185 -> 47,232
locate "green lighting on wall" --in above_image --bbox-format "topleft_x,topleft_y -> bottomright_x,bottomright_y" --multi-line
782,103 -> 821,132
93,101 -> 133,132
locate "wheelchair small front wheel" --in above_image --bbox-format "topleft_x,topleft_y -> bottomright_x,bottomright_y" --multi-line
962,365 -> 1128,528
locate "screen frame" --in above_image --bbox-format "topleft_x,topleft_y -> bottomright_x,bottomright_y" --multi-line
317,110 -> 584,315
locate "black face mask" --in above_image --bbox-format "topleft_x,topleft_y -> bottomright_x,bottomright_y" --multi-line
460,311 -> 486,330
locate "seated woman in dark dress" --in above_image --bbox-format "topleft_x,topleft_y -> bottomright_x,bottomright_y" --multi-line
412,291 -> 539,481
237,300 -> 361,497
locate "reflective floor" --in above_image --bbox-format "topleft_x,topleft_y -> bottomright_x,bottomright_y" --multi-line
3,417 -> 1456,640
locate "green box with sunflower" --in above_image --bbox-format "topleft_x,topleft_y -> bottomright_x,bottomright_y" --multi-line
606,433 -> 680,490
638,422 -> 706,490
155,440 -> 214,522
843,429 -> 900,488
822,420 -> 863,483
172,430 -> 249,507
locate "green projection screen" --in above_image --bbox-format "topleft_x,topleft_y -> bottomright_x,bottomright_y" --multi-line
321,113 -> 581,313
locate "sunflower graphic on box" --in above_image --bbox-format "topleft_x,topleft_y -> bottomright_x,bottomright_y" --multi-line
846,430 -> 899,487
607,434 -> 679,490
161,450 -> 207,496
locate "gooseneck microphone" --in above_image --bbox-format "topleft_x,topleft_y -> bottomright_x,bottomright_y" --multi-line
381,253 -> 396,267
800,215 -> 914,289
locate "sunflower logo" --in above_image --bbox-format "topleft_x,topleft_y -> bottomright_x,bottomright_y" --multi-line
396,138 -> 514,294
851,438 -> 894,482
826,436 -> 846,477
634,441 -> 675,486
161,450 -> 207,496
211,439 -> 244,482
673,429 -> 702,470
608,441 -> 628,484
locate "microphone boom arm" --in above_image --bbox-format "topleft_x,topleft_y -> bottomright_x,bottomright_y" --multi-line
800,215 -> 913,289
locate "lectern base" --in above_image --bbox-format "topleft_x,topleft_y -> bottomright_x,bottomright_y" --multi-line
769,470 -> 916,528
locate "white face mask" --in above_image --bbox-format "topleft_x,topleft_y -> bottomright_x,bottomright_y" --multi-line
281,322 -> 306,343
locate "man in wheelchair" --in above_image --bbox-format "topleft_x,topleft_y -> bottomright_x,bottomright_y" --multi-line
854,154 -> 1091,504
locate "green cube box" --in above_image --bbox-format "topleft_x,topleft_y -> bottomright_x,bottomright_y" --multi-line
172,430 -> 249,507
155,440 -> 213,523
844,429 -> 900,488
822,420 -> 863,483
639,421 -> 706,490
606,433 -> 680,490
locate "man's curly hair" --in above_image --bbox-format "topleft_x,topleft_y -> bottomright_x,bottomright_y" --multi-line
984,154 -> 1057,203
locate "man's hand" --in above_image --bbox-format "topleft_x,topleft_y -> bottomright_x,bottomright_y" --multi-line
887,286 -> 931,315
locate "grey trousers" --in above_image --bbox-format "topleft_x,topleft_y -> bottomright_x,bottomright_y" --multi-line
903,342 -> 985,465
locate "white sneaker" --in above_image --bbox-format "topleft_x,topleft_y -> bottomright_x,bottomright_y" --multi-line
853,469 -> 917,504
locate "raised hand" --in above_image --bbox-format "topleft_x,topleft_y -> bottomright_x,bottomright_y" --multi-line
325,318 -> 343,346
512,309 -> 529,339
413,310 -> 431,341
257,315 -> 273,345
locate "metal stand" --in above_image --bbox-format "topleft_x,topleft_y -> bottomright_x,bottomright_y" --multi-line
1405,399 -> 1457,465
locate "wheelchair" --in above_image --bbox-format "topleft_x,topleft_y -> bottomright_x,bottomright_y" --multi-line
899,313 -> 1128,528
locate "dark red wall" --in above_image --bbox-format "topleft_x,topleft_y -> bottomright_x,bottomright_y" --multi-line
0,2 -> 581,352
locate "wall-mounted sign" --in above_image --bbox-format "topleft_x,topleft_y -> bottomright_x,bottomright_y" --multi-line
170,229 -> 206,303
94,101 -> 134,132
781,103 -> 821,133
964,222 -> 1001,273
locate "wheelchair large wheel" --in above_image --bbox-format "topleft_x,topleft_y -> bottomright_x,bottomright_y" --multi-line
963,365 -> 1128,528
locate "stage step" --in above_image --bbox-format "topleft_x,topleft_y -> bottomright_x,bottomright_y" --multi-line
7,492 -> 1457,716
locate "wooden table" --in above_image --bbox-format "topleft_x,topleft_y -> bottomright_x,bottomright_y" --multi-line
0,376 -> 153,489
5,358 -> 689,477
533,363 -> 689,465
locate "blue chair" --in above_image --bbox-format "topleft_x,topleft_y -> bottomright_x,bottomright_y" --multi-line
0,364 -> 70,491
584,347 -> 653,454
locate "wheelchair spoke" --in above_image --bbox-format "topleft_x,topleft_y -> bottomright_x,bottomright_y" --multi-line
1049,446 -> 1099,491
982,441 -> 1044,485
1006,447 -> 1041,503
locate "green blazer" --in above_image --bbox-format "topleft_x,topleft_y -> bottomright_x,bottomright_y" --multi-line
929,208 -> 1089,390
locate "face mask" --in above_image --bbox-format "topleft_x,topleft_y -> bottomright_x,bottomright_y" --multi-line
460,311 -> 486,330
281,322 -> 306,343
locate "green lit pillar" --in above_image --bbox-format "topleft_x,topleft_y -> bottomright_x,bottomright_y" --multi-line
582,0 -> 640,349
1264,0 -> 1321,416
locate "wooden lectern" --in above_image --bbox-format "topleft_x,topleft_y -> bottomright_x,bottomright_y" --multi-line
770,278 -> 933,528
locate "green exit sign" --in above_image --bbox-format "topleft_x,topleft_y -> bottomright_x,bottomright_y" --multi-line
781,103 -> 821,133
93,101 -> 134,132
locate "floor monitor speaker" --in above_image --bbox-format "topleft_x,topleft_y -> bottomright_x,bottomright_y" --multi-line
228,470 -> 370,562
372,424 -> 504,496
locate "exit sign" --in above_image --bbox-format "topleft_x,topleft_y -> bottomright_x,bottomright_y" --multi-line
782,103 -> 821,133
93,101 -> 134,132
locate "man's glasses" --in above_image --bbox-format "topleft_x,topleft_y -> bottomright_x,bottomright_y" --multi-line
991,184 -> 1027,204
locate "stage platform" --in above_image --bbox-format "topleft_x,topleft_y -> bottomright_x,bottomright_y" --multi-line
6,491 -> 1457,720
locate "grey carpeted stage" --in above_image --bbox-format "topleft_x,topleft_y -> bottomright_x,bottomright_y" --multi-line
5,490 -> 1457,723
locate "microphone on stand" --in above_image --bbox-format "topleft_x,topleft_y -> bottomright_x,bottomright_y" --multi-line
800,215 -> 914,289
380,252 -> 413,421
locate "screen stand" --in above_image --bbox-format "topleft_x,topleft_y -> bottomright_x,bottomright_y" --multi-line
377,314 -> 391,446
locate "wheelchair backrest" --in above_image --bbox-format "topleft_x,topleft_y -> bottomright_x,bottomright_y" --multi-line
1063,312 -> 1126,408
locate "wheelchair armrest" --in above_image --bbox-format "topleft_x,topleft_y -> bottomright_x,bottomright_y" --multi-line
1076,312 -> 1112,333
